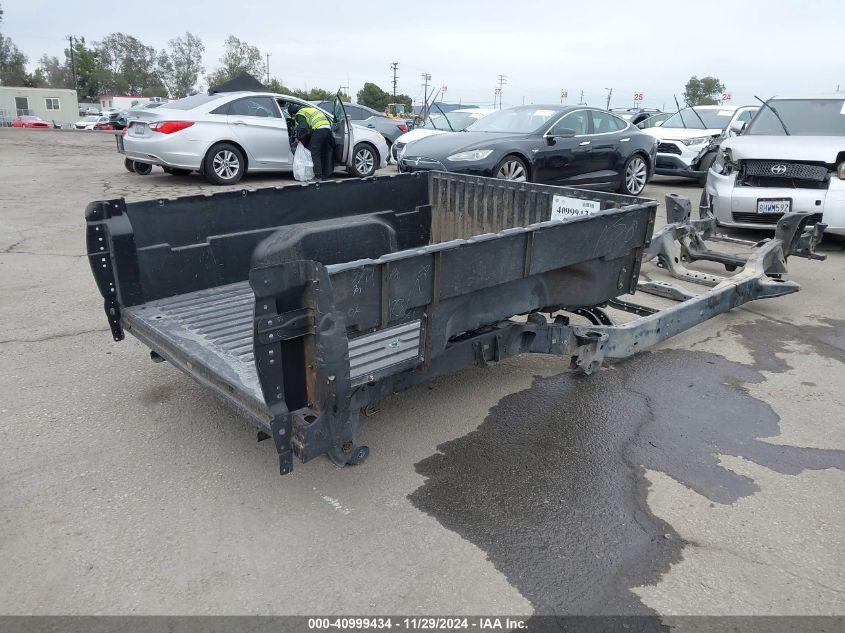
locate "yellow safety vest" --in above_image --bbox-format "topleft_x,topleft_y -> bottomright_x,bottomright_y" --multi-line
297,106 -> 331,131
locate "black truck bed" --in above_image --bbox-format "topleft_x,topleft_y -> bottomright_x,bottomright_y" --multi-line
86,171 -> 823,476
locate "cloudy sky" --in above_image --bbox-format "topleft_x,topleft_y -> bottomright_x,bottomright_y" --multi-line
5,0 -> 844,108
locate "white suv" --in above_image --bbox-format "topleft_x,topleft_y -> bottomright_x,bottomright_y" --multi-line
641,105 -> 757,184
702,94 -> 845,236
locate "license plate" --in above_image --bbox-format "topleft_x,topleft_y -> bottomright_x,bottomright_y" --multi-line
757,198 -> 791,214
131,123 -> 146,136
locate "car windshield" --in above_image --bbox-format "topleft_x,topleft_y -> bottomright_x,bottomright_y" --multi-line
424,112 -> 478,131
84,115 -> 99,122
661,108 -> 734,130
747,99 -> 845,136
466,107 -> 559,133
158,94 -> 223,110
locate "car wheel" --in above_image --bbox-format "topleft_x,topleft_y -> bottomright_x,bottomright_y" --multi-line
163,167 -> 192,176
133,161 -> 153,176
619,154 -> 648,195
124,158 -> 135,173
350,143 -> 378,178
204,143 -> 245,185
697,151 -> 717,186
494,155 -> 528,182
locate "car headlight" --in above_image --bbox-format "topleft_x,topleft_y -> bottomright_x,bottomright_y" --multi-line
681,136 -> 711,146
446,149 -> 494,162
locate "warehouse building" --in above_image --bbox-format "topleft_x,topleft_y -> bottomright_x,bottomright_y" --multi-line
0,86 -> 80,128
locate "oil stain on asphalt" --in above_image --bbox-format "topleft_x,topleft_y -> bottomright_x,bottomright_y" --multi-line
408,318 -> 845,621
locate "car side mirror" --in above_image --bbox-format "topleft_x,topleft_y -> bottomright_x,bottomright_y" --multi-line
546,128 -> 575,143
729,120 -> 746,135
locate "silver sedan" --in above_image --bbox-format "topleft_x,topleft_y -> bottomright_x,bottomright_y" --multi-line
120,92 -> 389,185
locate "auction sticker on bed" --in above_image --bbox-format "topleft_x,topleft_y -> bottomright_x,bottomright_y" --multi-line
551,195 -> 601,220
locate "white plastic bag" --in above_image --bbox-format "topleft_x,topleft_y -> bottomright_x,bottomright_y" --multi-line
293,143 -> 314,182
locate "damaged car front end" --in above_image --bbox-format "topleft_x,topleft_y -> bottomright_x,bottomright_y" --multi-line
703,95 -> 845,236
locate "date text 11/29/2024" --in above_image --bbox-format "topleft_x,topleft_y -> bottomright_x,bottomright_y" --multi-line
307,617 -> 528,630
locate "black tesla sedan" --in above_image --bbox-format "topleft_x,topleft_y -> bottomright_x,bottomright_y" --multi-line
398,105 -> 657,195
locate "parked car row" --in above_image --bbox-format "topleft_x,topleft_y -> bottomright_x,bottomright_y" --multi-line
110,85 -> 845,241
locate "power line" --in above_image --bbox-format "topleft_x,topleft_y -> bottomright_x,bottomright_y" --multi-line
421,72 -> 431,117
390,62 -> 399,103
66,35 -> 77,91
496,74 -> 507,109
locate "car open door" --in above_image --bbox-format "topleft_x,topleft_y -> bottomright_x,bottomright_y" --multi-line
332,93 -> 354,169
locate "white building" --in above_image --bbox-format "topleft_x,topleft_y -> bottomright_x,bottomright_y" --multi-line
98,95 -> 167,110
0,86 -> 80,127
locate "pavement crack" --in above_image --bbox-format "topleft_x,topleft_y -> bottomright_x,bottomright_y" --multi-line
0,327 -> 109,345
1,238 -> 26,254
686,540 -> 845,596
0,250 -> 85,259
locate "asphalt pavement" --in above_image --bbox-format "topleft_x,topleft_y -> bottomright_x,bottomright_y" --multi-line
1,129 -> 843,619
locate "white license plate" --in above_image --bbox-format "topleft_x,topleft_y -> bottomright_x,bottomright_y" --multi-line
131,123 -> 146,136
757,198 -> 791,214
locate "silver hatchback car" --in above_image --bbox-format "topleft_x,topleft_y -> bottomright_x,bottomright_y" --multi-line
119,92 -> 389,184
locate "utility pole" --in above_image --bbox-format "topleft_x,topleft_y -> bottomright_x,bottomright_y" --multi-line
421,72 -> 431,118
604,87 -> 613,110
496,74 -> 507,109
579,90 -> 585,105
66,35 -> 77,91
265,53 -> 271,84
390,62 -> 399,103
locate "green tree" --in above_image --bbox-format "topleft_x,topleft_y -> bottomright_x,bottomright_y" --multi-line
356,82 -> 412,112
206,35 -> 265,87
70,37 -> 107,101
683,76 -> 725,106
0,34 -> 31,86
38,54 -> 72,88
157,32 -> 205,98
265,78 -> 348,103
357,82 -> 389,111
95,32 -> 165,95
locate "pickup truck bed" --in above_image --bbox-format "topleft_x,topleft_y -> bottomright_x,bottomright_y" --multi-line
86,172 -> 824,476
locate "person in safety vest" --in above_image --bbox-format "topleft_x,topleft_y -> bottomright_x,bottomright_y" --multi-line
288,103 -> 333,181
